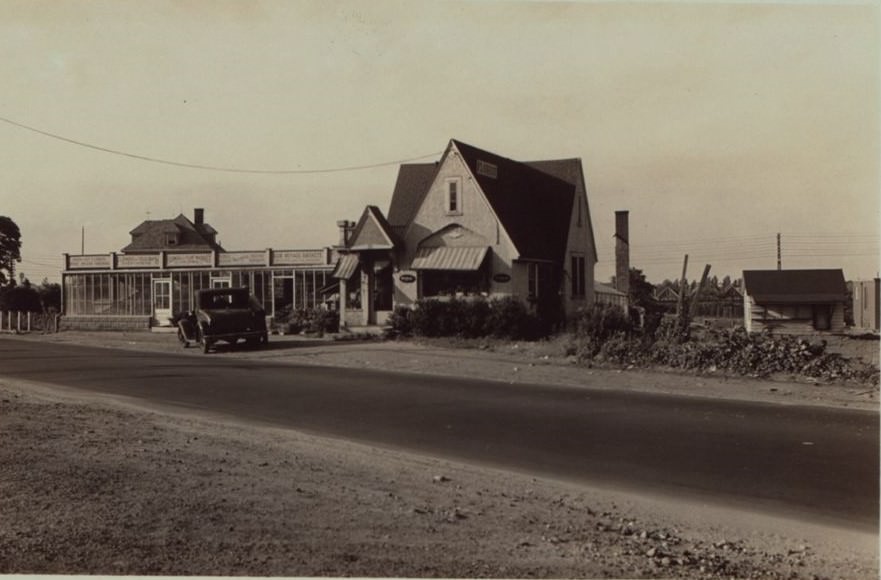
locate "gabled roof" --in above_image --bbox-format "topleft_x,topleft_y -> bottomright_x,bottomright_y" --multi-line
654,286 -> 680,301
347,205 -> 399,251
524,158 -> 598,263
387,163 -> 439,228
742,269 -> 848,304
449,139 -> 575,264
595,282 -> 626,297
122,213 -> 223,253
719,284 -> 744,299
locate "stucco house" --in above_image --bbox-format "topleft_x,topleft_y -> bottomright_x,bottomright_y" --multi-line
333,139 -> 597,328
742,269 -> 848,334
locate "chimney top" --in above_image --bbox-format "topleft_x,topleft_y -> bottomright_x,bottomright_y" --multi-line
194,208 -> 204,225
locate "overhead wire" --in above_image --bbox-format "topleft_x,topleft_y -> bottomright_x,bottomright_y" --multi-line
0,115 -> 442,174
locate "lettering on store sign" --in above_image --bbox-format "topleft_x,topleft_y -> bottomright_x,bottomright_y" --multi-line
68,255 -> 111,269
273,250 -> 325,265
398,273 -> 416,283
116,254 -> 161,268
166,253 -> 213,267
218,252 -> 266,266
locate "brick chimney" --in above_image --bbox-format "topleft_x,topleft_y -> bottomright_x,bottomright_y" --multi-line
615,210 -> 630,296
336,220 -> 354,247
194,208 -> 204,225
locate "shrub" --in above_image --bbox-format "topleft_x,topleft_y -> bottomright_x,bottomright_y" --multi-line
405,297 -> 546,340
388,306 -> 413,336
274,307 -> 338,335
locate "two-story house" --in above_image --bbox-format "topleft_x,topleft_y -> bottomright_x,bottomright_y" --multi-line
333,139 -> 597,328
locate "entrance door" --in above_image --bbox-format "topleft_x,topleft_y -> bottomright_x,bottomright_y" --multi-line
152,279 -> 172,326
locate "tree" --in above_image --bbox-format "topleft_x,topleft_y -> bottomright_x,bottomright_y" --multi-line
37,278 -> 61,312
628,267 -> 657,310
0,277 -> 41,312
0,216 -> 22,286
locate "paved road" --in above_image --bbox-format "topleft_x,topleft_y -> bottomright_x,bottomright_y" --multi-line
1,337 -> 877,529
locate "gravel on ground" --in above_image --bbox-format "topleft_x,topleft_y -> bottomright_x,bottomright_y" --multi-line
0,330 -> 878,577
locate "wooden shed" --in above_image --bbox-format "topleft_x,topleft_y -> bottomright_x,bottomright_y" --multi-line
742,269 -> 848,334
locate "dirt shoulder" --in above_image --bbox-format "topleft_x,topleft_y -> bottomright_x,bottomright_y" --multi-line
0,377 -> 877,578
1,331 -> 878,577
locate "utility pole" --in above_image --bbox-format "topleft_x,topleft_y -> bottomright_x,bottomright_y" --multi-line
676,254 -> 689,318
81,226 -> 84,255
689,264 -> 712,320
777,233 -> 781,270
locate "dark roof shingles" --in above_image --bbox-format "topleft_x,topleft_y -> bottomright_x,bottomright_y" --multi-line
743,269 -> 848,304
452,139 -> 575,263
122,213 -> 223,252
387,163 -> 439,227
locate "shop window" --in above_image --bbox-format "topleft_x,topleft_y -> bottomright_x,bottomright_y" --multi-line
421,269 -> 489,298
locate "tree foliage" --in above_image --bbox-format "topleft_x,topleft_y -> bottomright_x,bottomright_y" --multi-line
0,216 -> 22,286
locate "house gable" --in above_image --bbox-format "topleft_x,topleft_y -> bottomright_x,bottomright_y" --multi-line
347,206 -> 398,251
450,139 -> 575,265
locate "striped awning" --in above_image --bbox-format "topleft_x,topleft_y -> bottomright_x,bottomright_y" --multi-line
331,254 -> 359,279
411,246 -> 489,271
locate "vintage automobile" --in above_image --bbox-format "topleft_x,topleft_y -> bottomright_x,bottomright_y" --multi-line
177,287 -> 269,353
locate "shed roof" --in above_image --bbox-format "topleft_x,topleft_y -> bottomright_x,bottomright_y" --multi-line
742,269 -> 848,304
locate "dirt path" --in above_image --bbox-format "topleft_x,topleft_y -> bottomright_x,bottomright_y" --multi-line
0,331 -> 878,577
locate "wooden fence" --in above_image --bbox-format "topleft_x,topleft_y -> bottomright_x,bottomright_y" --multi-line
0,311 -> 61,333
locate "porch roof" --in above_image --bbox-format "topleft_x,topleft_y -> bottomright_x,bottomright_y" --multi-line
331,253 -> 360,279
411,246 -> 489,271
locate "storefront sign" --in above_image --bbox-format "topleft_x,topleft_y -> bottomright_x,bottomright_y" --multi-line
117,254 -> 161,269
218,251 -> 266,266
167,253 -> 213,267
398,273 -> 416,283
492,273 -> 511,283
273,249 -> 325,265
68,254 -> 112,270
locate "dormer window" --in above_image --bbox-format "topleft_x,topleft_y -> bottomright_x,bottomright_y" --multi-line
445,177 -> 462,216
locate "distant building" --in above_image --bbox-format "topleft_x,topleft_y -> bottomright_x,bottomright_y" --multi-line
61,209 -> 336,330
851,278 -> 880,332
332,139 -> 598,328
742,269 -> 848,334
594,282 -> 627,309
122,209 -> 223,253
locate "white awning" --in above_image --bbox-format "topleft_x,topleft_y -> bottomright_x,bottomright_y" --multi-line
331,254 -> 359,279
410,246 -> 489,271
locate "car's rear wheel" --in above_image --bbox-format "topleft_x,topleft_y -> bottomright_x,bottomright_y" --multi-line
177,326 -> 189,348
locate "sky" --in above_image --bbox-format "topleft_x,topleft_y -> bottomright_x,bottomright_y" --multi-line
1,0 -> 878,285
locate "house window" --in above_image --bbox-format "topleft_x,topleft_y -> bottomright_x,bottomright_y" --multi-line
445,178 -> 462,215
570,255 -> 585,298
166,234 -> 178,246
528,263 -> 539,299
476,160 -> 498,179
